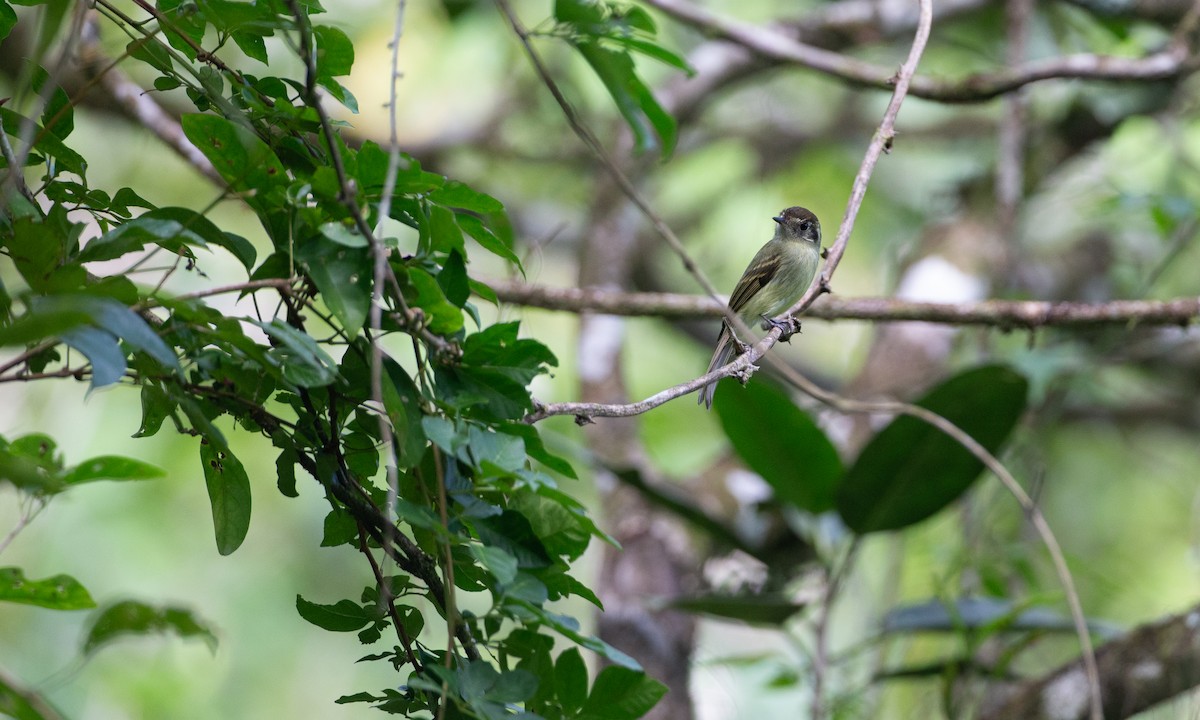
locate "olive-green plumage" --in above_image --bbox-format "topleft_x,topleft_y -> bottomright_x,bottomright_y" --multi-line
698,206 -> 822,409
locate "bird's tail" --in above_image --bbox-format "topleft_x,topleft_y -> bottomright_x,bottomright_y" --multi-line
698,326 -> 735,410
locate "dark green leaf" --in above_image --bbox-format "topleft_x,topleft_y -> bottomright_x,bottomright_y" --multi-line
0,2 -> 16,44
295,595 -> 371,632
83,600 -> 217,655
181,113 -> 286,194
313,25 -> 354,78
252,319 -> 340,387
837,365 -> 1029,534
456,213 -> 521,267
556,647 -> 588,714
407,266 -> 463,335
714,377 -> 841,512
296,235 -> 371,337
0,568 -> 94,610
578,666 -> 667,720
200,441 -> 252,555
438,250 -> 470,307
80,207 -> 256,269
429,181 -> 504,214
473,510 -> 552,568
382,357 -> 427,467
669,592 -> 806,625
134,384 -> 175,438
574,43 -> 676,158
276,447 -> 299,497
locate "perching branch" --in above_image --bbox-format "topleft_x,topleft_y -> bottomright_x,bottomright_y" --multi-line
643,0 -> 1200,104
485,279 -> 1200,328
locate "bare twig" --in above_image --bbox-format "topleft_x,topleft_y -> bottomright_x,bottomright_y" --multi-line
493,0 -> 724,304
370,0 -> 408,620
642,0 -> 1199,104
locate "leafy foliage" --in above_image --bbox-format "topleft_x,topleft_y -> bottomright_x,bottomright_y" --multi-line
0,0 -> 683,716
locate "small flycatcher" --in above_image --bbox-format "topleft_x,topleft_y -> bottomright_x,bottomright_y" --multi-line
698,206 -> 822,409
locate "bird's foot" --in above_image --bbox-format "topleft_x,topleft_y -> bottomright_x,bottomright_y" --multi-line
733,362 -> 758,386
761,314 -> 802,342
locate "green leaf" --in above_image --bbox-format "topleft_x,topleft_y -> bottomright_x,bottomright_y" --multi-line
382,357 -> 427,467
429,181 -> 504,215
469,545 -> 518,586
0,294 -> 180,382
0,2 -> 17,44
313,25 -> 354,78
251,319 -> 340,387
0,568 -> 95,610
80,207 -> 257,269
438,250 -> 470,308
407,266 -> 464,335
83,600 -> 217,655
714,378 -> 842,513
63,456 -> 165,484
574,43 -> 676,158
295,595 -> 372,632
669,592 -> 806,625
456,213 -> 521,267
578,666 -> 667,720
296,235 -> 371,337
200,441 -> 252,555
555,647 -> 588,714
134,383 -> 175,438
0,108 -> 87,176
181,113 -> 286,193
61,326 -> 126,388
836,365 -> 1029,534
473,511 -> 552,568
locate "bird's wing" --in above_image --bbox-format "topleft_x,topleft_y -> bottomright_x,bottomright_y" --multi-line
727,250 -> 781,314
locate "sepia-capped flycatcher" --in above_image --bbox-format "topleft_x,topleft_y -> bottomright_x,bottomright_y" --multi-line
698,206 -> 822,409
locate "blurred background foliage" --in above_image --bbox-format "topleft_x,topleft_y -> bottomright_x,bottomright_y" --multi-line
3,0 -> 1200,718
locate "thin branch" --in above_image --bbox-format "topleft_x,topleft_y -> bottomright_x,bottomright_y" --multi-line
145,278 -> 295,305
642,0 -> 1200,104
370,0 -> 407,623
485,279 -> 1200,328
493,0 -> 724,304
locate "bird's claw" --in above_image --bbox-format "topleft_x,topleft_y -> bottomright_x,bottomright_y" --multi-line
761,314 -> 802,342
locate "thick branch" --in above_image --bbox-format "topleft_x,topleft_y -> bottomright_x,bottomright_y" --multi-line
980,602 -> 1200,720
486,280 -> 1200,328
643,0 -> 1199,103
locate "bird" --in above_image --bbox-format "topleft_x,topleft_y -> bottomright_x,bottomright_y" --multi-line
697,206 -> 822,409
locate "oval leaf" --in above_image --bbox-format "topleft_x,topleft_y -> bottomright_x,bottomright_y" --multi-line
714,377 -> 842,513
0,568 -> 95,610
836,365 -> 1029,534
200,441 -> 252,555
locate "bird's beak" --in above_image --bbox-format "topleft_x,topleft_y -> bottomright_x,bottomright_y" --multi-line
772,216 -> 784,224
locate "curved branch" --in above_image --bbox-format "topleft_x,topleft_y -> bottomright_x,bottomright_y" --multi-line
643,0 -> 1199,103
